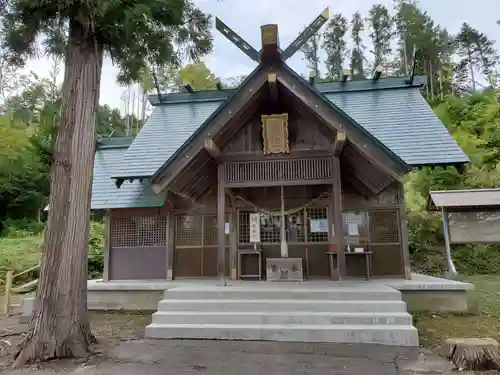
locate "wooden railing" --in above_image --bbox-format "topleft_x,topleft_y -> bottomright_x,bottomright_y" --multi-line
224,156 -> 333,186
2,263 -> 40,314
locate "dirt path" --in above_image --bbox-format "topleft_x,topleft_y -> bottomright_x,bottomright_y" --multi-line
1,312 -> 498,374
0,311 -> 151,371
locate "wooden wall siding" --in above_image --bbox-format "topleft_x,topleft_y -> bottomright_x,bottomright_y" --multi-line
173,213 -> 230,278
169,151 -> 218,202
341,143 -> 394,196
221,106 -> 331,155
343,182 -> 401,209
105,181 -> 405,280
225,156 -> 333,186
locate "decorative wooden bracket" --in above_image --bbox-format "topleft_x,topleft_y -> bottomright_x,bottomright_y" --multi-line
260,24 -> 280,64
215,8 -> 328,64
204,138 -> 221,161
281,8 -> 329,61
372,65 -> 384,82
268,72 -> 278,104
333,129 -> 346,156
215,17 -> 260,62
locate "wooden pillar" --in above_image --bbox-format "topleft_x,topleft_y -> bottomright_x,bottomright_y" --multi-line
230,207 -> 238,280
442,208 -> 458,279
332,156 -> 346,279
103,209 -> 111,282
217,163 -> 226,283
166,212 -> 175,280
398,184 -> 412,280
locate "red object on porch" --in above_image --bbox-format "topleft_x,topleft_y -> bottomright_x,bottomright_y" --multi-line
328,244 -> 337,252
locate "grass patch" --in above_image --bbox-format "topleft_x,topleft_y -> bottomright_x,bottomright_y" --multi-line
0,235 -> 42,289
415,275 -> 500,348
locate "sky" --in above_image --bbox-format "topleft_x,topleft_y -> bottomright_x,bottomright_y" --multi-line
22,0 -> 500,113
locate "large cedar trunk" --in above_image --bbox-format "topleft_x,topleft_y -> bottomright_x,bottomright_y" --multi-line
13,18 -> 103,367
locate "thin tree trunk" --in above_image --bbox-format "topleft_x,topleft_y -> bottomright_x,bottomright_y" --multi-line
467,45 -> 476,92
13,17 -> 103,367
429,60 -> 434,99
438,65 -> 444,100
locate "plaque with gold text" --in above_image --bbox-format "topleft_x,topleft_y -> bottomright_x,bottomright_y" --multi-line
262,114 -> 290,154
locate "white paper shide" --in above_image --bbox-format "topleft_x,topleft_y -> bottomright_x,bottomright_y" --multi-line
249,213 -> 261,243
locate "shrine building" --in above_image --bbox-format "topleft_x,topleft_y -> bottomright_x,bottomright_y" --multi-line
93,11 -> 469,283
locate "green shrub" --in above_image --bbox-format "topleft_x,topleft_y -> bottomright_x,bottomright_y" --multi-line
1,218 -> 45,237
88,221 -> 104,278
1,221 -> 105,289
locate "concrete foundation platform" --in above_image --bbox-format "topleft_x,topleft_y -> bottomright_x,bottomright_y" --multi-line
13,273 -> 474,327
145,283 -> 420,346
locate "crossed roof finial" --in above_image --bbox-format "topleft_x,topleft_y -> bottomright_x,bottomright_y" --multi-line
215,8 -> 329,63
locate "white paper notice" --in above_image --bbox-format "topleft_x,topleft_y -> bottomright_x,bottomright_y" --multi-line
310,219 -> 328,233
224,222 -> 230,234
249,213 -> 261,242
347,223 -> 359,236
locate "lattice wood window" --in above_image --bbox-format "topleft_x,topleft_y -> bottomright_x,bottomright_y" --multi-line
175,215 -> 202,247
111,216 -> 167,248
203,215 -> 230,246
368,210 -> 400,244
238,208 -> 328,244
306,207 -> 328,243
176,214 -> 229,247
342,211 -> 369,246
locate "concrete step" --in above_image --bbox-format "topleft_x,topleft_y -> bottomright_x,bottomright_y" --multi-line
157,299 -> 408,313
152,311 -> 413,325
145,323 -> 419,346
164,287 -> 402,301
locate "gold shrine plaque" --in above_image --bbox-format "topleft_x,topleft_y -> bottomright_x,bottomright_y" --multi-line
262,114 -> 290,154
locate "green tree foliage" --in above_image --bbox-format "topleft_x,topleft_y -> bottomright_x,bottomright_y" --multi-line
407,90 -> 500,274
300,25 -> 322,78
140,62 -> 223,93
350,11 -> 365,79
455,23 -> 499,92
323,13 -> 348,80
0,115 -> 48,227
366,4 -> 393,71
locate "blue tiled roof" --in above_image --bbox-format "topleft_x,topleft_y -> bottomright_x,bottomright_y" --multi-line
92,141 -> 165,209
324,88 -> 469,166
112,101 -> 222,178
113,76 -> 468,180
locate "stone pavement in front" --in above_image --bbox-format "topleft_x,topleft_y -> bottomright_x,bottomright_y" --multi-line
6,339 -> 460,375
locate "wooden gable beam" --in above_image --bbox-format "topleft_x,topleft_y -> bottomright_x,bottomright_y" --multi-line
204,138 -> 221,161
215,17 -> 260,63
275,64 -> 409,181
333,129 -> 346,156
260,24 -> 280,64
151,68 -> 269,194
268,72 -> 278,105
281,8 -> 329,61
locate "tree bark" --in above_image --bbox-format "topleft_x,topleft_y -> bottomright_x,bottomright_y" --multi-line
467,44 -> 476,92
13,18 -> 104,367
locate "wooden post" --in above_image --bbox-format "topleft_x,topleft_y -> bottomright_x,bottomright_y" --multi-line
398,184 -> 412,280
166,212 -> 175,280
230,208 -> 238,280
103,209 -> 111,282
332,156 -> 346,279
217,163 -> 226,284
280,185 -> 288,258
442,208 -> 458,279
3,270 -> 13,314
